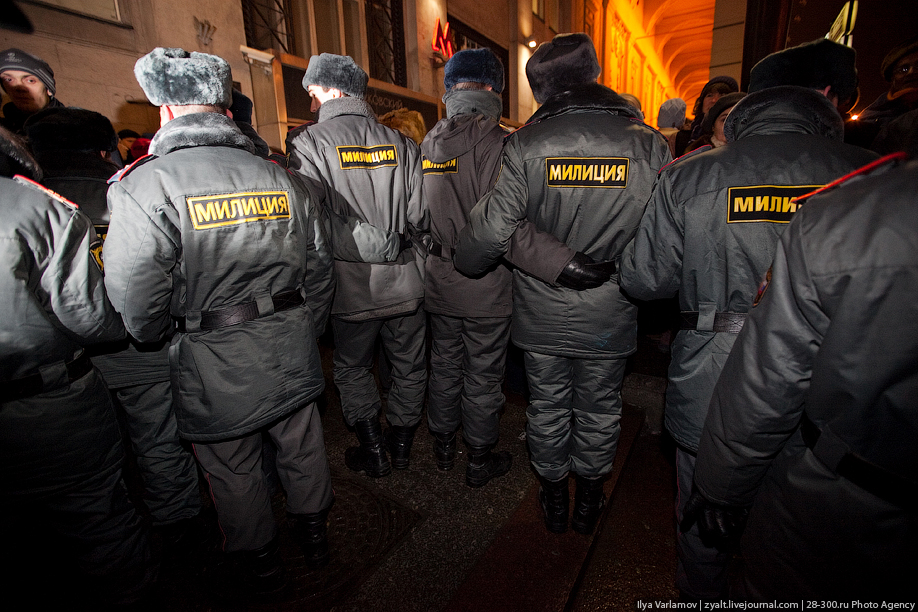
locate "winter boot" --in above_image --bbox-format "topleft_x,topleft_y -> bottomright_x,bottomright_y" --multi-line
288,502 -> 333,569
538,475 -> 570,534
571,474 -> 607,535
220,537 -> 287,597
465,443 -> 512,488
345,418 -> 391,477
431,430 -> 457,471
384,424 -> 417,470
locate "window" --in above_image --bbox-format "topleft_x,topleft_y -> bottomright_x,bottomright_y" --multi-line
242,0 -> 294,54
365,0 -> 406,87
30,0 -> 120,21
533,0 -> 544,20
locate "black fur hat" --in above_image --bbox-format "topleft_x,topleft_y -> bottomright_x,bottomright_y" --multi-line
302,53 -> 367,99
134,47 -> 232,107
0,125 -> 41,179
444,48 -> 504,93
526,33 -> 600,104
230,89 -> 254,124
24,107 -> 118,154
749,39 -> 857,103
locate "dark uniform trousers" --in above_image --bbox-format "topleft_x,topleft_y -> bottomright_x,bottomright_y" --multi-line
192,401 -> 333,552
427,314 -> 511,446
332,307 -> 427,428
523,353 -> 627,481
2,371 -> 154,606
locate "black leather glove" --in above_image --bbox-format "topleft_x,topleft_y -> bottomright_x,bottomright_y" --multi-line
398,232 -> 413,252
680,486 -> 749,552
556,252 -> 617,290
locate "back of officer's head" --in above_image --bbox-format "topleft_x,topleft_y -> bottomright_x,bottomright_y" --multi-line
24,107 -> 118,156
749,39 -> 857,105
526,33 -> 600,104
444,48 -> 504,93
302,53 -> 368,99
134,47 -> 232,111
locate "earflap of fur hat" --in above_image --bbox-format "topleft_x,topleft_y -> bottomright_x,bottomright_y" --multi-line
526,33 -> 600,104
134,47 -> 232,108
444,48 -> 504,93
302,53 -> 368,99
24,106 -> 118,154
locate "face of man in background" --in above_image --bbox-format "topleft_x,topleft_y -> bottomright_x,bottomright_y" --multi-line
0,69 -> 51,113
891,51 -> 918,95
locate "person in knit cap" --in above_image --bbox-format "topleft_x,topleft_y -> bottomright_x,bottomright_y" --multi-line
0,47 -> 63,133
102,47 -> 336,598
287,53 -> 428,479
686,76 -> 738,144
455,33 -> 671,535
422,47 -> 585,489
619,37 -> 876,600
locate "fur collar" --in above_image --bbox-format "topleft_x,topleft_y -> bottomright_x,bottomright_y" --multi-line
149,112 -> 255,156
528,83 -> 641,124
316,97 -> 376,123
0,125 -> 42,179
443,89 -> 502,121
724,86 -> 844,142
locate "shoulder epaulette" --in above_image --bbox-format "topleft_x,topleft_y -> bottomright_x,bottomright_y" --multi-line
659,144 -> 712,174
110,153 -> 157,183
13,175 -> 79,209
791,151 -> 907,206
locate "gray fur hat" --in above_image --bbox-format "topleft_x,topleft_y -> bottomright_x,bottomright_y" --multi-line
302,53 -> 368,99
444,48 -> 504,93
526,33 -> 600,104
134,47 -> 232,107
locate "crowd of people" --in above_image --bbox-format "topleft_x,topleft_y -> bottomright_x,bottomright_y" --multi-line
1,26 -> 915,610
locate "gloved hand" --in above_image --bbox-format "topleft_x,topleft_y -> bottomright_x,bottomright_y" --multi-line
680,486 -> 749,552
398,232 -> 413,252
556,252 -> 617,290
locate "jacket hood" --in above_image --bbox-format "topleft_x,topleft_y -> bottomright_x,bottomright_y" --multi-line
422,113 -> 505,163
443,88 -> 502,121
724,86 -> 844,142
528,83 -> 642,124
149,112 -> 255,156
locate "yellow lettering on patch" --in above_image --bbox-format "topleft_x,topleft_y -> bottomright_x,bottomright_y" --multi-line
727,185 -> 822,224
187,190 -> 292,230
337,145 -> 399,169
545,157 -> 629,188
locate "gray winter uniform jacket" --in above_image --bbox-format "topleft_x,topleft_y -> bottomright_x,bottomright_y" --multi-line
619,87 -> 878,452
288,97 -> 426,320
422,89 -> 574,318
695,155 -> 918,599
455,83 -> 671,358
1,172 -> 126,498
104,112 -> 334,442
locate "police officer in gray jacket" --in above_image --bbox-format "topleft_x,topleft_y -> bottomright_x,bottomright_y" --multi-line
103,48 -> 336,594
0,126 -> 153,607
691,145 -> 917,600
619,39 -> 878,600
288,54 -> 427,478
455,33 -> 671,535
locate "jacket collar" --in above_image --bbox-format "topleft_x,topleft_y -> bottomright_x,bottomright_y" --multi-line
724,86 -> 844,142
527,83 -> 641,124
149,112 -> 255,156
316,96 -> 376,123
443,89 -> 502,121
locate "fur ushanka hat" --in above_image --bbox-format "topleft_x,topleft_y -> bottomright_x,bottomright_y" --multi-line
444,48 -> 504,93
526,33 -> 600,104
749,39 -> 857,103
24,107 -> 118,154
134,47 -> 232,108
302,53 -> 368,99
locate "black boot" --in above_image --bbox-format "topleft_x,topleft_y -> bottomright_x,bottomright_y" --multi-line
384,424 -> 417,470
288,501 -> 333,570
538,475 -> 570,534
571,474 -> 606,535
220,537 -> 287,597
345,419 -> 391,477
465,443 -> 512,488
431,430 -> 457,471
